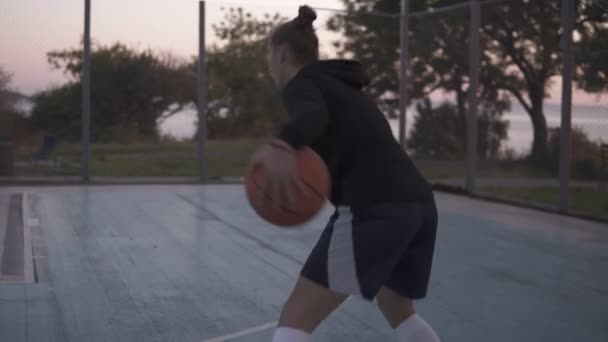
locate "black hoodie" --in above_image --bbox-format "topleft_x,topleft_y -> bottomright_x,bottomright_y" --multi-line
278,60 -> 433,207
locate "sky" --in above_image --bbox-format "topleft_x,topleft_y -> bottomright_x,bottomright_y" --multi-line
0,0 -> 604,105
0,0 -> 343,95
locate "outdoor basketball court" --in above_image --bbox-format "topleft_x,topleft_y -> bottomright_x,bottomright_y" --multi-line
0,185 -> 606,342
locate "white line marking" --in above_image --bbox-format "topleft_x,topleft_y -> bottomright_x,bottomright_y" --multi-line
202,321 -> 277,342
22,192 -> 35,284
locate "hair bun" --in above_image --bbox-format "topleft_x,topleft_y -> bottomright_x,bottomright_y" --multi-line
295,5 -> 317,28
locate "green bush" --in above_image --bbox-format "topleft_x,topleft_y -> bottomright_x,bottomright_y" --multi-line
547,126 -> 603,180
408,99 -> 509,160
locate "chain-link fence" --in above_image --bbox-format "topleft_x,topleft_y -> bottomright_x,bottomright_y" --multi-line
405,4 -> 471,183
320,0 -> 607,218
0,0 -> 605,216
471,0 -> 607,218
1,0 -> 83,178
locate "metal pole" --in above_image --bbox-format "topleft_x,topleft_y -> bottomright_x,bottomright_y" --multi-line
559,0 -> 573,212
82,0 -> 91,182
197,1 -> 207,182
398,0 -> 410,147
466,0 -> 480,194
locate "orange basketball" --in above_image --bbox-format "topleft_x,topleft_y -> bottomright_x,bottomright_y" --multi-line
245,146 -> 330,227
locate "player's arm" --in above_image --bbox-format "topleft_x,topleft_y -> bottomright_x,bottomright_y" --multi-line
277,77 -> 329,149
249,77 -> 326,206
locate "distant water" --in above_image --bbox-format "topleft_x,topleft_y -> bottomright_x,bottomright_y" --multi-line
160,102 -> 607,155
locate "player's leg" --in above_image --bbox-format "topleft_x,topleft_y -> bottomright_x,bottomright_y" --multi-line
376,286 -> 415,327
377,287 -> 440,341
272,276 -> 348,342
271,209 -> 349,341
379,199 -> 441,341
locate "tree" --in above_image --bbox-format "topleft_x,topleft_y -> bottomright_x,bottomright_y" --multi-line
408,100 -> 464,158
29,84 -> 81,141
201,8 -> 287,138
481,0 -> 607,161
408,98 -> 508,159
0,67 -> 19,140
575,18 -> 608,93
547,126 -> 603,180
328,0 -> 510,157
407,4 -> 511,159
30,6 -> 287,143
327,1 -> 403,117
0,67 -> 11,113
328,0 -> 608,160
30,42 -> 194,143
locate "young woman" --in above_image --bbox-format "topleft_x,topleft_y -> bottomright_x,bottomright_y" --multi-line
251,5 -> 441,342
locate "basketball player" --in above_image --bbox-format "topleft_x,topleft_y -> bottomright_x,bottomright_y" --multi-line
250,5 -> 441,342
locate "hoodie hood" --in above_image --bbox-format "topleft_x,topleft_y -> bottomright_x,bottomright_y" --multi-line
300,60 -> 371,89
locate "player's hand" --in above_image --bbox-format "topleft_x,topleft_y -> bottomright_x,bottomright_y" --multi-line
248,140 -> 306,209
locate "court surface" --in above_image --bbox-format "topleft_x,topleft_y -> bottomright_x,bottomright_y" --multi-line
1,185 -> 607,342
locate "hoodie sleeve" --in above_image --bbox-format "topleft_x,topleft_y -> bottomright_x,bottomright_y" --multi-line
277,76 -> 329,149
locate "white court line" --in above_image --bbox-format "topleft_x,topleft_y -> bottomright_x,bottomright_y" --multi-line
200,297 -> 353,342
22,192 -> 35,284
202,321 -> 277,342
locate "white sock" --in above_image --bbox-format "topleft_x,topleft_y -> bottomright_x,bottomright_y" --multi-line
395,314 -> 441,342
271,327 -> 312,342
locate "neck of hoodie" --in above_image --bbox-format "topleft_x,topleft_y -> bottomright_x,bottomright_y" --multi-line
295,59 -> 371,89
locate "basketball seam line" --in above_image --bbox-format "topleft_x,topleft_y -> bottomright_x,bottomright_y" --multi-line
251,179 -> 325,219
252,180 -> 308,218
301,179 -> 326,200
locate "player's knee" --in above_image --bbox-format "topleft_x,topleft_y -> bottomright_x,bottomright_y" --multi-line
277,277 -> 347,332
277,302 -> 318,333
376,287 -> 415,328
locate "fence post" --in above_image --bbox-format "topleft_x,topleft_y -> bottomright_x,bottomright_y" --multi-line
198,1 -> 208,183
398,0 -> 410,148
559,0 -> 574,212
82,0 -> 91,182
466,0 -> 480,194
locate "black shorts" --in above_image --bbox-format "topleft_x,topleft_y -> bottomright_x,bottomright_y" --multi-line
300,198 -> 438,301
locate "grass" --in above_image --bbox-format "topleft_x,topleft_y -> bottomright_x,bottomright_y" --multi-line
410,159 -> 553,180
15,144 -> 546,179
10,139 -> 606,219
14,140 -> 265,177
13,139 -> 553,179
479,186 -> 608,219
